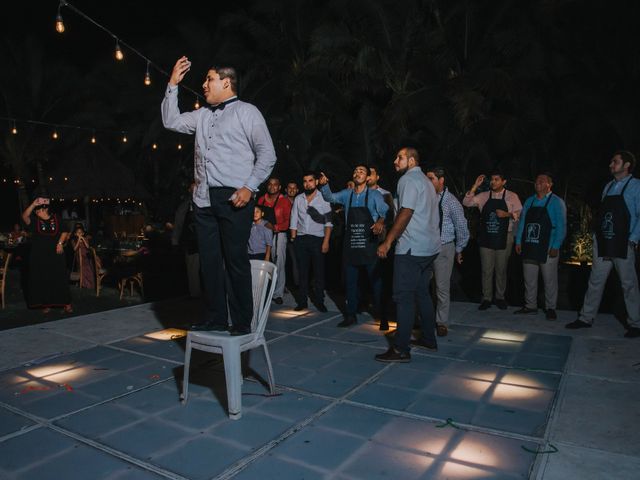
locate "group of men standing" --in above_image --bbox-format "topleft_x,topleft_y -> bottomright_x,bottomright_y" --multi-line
161,56 -> 640,360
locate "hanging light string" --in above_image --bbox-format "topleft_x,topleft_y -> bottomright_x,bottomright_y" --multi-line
1,116 -> 128,141
56,0 -> 203,99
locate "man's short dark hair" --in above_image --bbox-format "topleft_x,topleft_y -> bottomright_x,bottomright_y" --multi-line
209,65 -> 238,93
536,172 -> 554,183
268,176 -> 281,184
490,170 -> 506,180
404,147 -> 420,164
614,150 -> 637,172
427,166 -> 446,180
302,171 -> 318,180
354,163 -> 371,175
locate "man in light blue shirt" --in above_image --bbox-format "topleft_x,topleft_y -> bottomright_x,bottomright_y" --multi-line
375,148 -> 441,362
161,57 -> 276,335
514,173 -> 566,319
319,165 -> 388,328
289,172 -> 333,312
567,151 -> 640,337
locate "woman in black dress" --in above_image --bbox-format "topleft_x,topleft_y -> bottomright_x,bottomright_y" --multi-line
22,196 -> 72,313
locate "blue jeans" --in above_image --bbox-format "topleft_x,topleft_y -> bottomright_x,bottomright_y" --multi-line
393,253 -> 438,353
345,261 -> 382,315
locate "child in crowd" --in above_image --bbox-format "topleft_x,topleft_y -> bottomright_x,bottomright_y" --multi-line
248,206 -> 273,261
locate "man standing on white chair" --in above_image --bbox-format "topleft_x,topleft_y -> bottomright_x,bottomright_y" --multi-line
162,57 -> 276,335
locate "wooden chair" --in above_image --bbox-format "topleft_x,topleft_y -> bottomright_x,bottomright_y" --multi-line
1,253 -> 12,309
90,248 -> 108,297
119,272 -> 144,299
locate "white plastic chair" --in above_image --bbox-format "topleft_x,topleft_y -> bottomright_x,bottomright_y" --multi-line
181,260 -> 277,419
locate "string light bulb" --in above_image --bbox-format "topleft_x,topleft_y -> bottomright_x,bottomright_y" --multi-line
177,143 -> 182,150
122,132 -> 128,143
144,61 -> 151,86
194,97 -> 200,109
114,39 -> 124,61
55,1 -> 65,33
91,130 -> 96,144
152,143 -> 157,150
11,121 -> 17,135
52,130 -> 59,139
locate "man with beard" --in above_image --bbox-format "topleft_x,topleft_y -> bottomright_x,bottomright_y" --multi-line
375,148 -> 441,362
258,177 -> 292,304
318,165 -> 389,328
162,57 -> 276,335
289,172 -> 333,312
567,151 -> 640,338
463,172 -> 522,310
514,173 -> 566,319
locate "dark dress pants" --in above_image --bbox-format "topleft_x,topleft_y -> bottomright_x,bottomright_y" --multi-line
393,253 -> 438,353
294,235 -> 325,305
195,188 -> 254,330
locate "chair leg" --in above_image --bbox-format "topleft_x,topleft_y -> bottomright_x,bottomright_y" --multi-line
262,343 -> 276,395
222,344 -> 243,419
181,337 -> 192,404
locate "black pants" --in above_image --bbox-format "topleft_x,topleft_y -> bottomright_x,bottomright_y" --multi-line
294,235 -> 325,305
195,187 -> 254,330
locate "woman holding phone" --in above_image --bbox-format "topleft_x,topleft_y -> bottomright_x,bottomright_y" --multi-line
22,195 -> 73,313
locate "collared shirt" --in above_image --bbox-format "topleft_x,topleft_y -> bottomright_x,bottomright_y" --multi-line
319,185 -> 388,221
396,166 -> 440,256
601,175 -> 640,243
515,192 -> 567,249
372,185 -> 391,197
462,189 -> 523,232
289,191 -> 333,237
438,189 -> 470,252
248,219 -> 273,254
161,86 -> 277,208
258,193 -> 292,232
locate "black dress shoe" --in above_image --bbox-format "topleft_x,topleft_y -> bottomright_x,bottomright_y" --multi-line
565,319 -> 592,329
315,303 -> 328,313
514,307 -> 538,315
545,309 -> 557,320
494,299 -> 508,310
294,303 -> 308,311
190,323 -> 229,332
229,326 -> 251,336
436,324 -> 448,337
478,300 -> 491,310
374,347 -> 411,363
337,314 -> 357,328
410,337 -> 438,351
379,320 -> 390,331
272,297 -> 283,305
624,327 -> 640,338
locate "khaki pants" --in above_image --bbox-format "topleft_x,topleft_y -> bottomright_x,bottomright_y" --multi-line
479,232 -> 514,302
579,240 -> 640,327
522,255 -> 559,310
433,242 -> 455,325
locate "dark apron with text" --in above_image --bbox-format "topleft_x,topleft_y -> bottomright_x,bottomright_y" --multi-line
521,194 -> 553,263
595,178 -> 631,259
345,189 -> 378,265
478,190 -> 509,250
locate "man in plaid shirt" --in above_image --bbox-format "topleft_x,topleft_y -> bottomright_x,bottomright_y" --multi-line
426,167 -> 470,336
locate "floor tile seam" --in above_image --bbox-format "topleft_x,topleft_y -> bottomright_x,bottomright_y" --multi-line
563,370 -> 640,385
38,326 -> 163,346
0,423 -> 42,444
264,314 -> 343,346
210,362 -> 397,480
529,341 -> 576,480
45,422 -> 189,480
0,344 -> 102,374
41,377 -> 176,424
340,398 -> 544,445
101,344 -> 185,366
